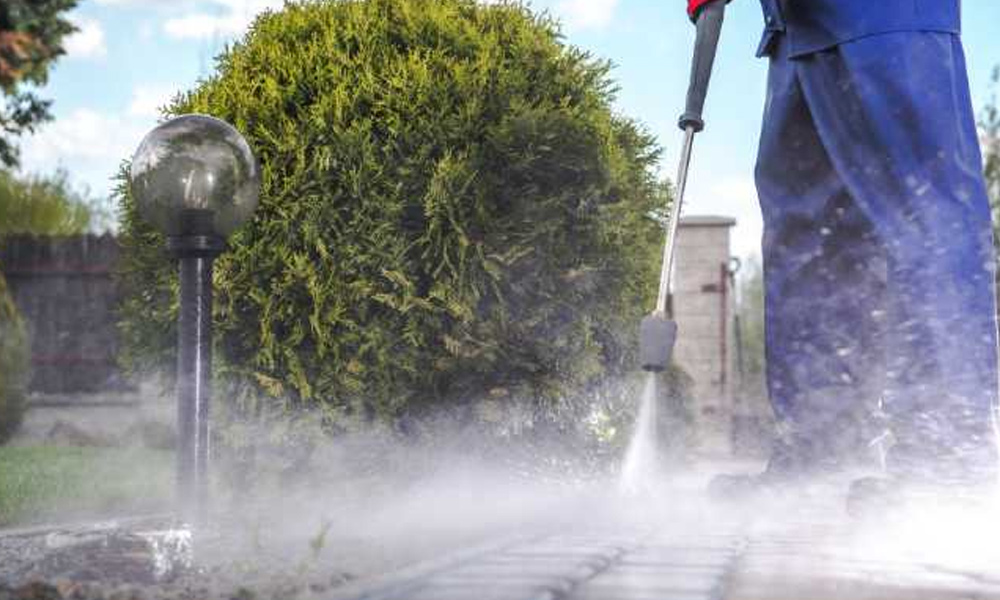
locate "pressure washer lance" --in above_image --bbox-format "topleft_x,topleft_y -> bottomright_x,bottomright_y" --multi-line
640,0 -> 727,372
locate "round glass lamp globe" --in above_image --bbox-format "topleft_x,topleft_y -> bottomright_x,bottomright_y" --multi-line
130,114 -> 260,238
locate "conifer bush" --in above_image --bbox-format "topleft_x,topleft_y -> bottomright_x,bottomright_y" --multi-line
0,268 -> 28,444
117,0 -> 667,427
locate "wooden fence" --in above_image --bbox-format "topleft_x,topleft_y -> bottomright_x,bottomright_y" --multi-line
0,235 -> 129,394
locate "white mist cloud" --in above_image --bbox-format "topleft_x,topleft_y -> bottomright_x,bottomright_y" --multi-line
128,85 -> 178,118
163,13 -> 232,39
163,0 -> 285,40
687,175 -> 763,260
555,0 -> 621,31
18,108 -> 152,196
95,0 -> 196,5
21,108 -> 137,164
64,17 -> 108,60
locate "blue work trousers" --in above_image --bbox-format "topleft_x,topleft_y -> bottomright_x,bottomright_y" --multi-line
756,31 -> 999,482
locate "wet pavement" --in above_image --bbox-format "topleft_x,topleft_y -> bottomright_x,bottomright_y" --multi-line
324,483 -> 1000,600
5,472 -> 1000,600
324,530 -> 742,600
323,528 -> 1000,600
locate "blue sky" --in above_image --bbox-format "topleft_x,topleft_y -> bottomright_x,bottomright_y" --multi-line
18,0 -> 1000,259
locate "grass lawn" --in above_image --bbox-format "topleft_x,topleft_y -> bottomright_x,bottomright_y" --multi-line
0,445 -> 174,527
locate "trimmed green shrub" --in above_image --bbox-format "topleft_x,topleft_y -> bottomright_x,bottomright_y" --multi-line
0,168 -> 105,235
981,68 -> 1000,292
984,68 -> 999,224
0,267 -> 28,444
117,0 -> 667,427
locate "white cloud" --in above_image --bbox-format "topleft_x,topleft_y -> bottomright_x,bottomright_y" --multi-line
95,0 -> 193,5
163,0 -> 285,40
128,85 -> 178,118
687,176 -> 763,261
21,108 -> 139,163
138,21 -> 156,41
163,13 -> 232,39
64,17 -> 107,60
18,108 -> 152,197
555,0 -> 620,31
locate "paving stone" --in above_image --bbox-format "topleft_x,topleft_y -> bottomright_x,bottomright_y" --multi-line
322,501 -> 1000,600
398,583 -> 559,600
438,562 -> 599,579
576,580 -> 719,596
620,554 -> 734,568
498,552 -> 619,561
574,571 -> 725,599
611,564 -> 728,578
590,568 -> 721,587
478,555 -> 612,570
569,590 -> 709,600
423,574 -> 578,594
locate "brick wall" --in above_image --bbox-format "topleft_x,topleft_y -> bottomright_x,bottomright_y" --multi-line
0,235 -> 129,394
672,216 -> 743,456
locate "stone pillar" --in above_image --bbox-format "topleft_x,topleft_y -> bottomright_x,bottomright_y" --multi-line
672,216 -> 738,456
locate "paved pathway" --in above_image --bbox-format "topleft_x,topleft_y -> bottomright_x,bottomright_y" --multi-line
6,470 -> 1000,600
325,485 -> 1000,600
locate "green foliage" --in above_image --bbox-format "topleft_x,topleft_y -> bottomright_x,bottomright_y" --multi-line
737,257 -> 765,384
0,0 -> 78,167
0,268 -> 28,444
586,367 -> 696,465
117,0 -> 667,428
0,169 -> 103,235
980,67 -> 1000,289
984,68 -> 1000,218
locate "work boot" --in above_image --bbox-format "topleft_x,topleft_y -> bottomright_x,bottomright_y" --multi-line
707,436 -> 835,501
845,437 -> 999,518
709,408 -> 883,502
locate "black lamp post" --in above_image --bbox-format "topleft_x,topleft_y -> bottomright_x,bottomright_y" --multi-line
130,114 -> 260,519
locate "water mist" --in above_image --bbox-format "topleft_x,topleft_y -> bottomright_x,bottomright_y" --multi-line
619,374 -> 660,495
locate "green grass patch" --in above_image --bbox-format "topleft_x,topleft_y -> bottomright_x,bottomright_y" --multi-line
0,445 -> 173,527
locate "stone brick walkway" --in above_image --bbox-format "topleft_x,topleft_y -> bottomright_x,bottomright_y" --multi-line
325,489 -> 1000,600
5,470 -> 1000,600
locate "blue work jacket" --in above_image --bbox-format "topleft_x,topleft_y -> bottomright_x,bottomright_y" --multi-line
757,0 -> 961,58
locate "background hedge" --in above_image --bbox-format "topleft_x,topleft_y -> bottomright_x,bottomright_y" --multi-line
0,267 -> 28,444
117,0 -> 670,431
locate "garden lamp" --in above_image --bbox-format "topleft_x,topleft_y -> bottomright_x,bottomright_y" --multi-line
130,114 -> 260,519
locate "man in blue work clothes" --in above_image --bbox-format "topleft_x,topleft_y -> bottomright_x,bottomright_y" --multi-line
692,0 -> 1000,506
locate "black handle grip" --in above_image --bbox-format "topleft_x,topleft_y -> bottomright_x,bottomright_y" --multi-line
678,0 -> 726,132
